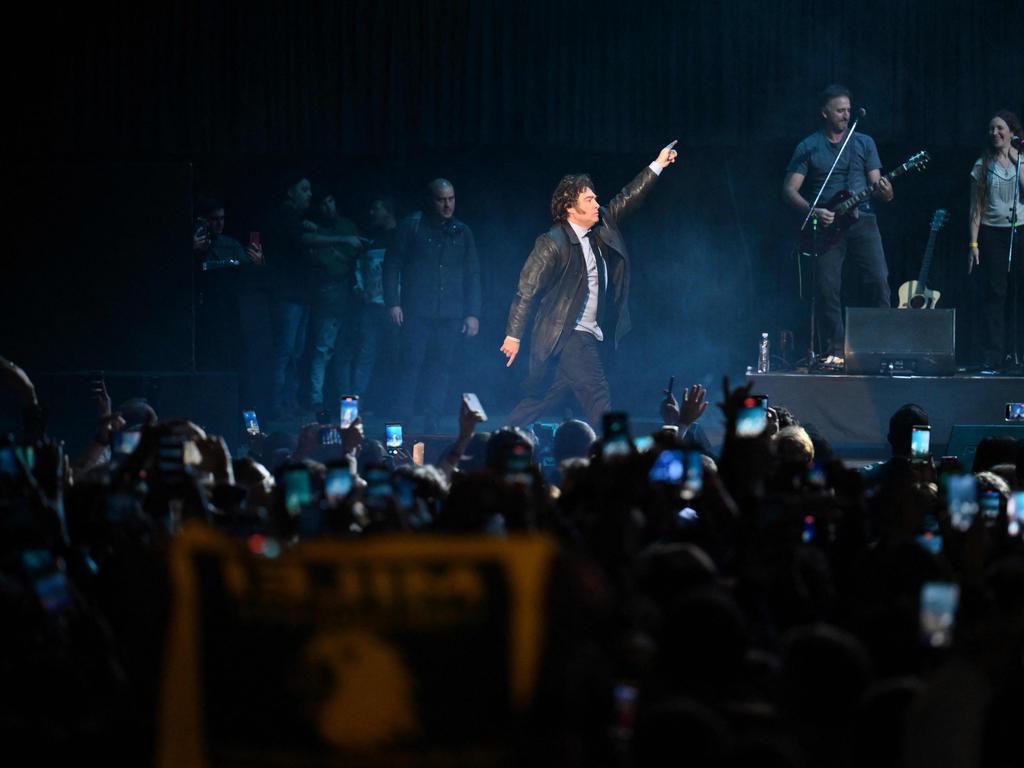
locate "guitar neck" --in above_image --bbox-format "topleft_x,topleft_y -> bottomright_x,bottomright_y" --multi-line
917,228 -> 940,284
833,165 -> 909,215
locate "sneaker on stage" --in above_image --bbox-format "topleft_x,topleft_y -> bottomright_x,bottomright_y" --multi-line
815,355 -> 845,373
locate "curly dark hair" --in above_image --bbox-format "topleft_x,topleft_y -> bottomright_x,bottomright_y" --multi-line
550,174 -> 595,222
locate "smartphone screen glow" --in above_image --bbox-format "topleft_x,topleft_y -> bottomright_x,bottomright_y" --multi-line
243,410 -> 260,436
910,426 -> 930,458
325,468 -> 353,502
736,396 -> 768,437
1009,492 -> 1024,536
283,469 -> 312,514
340,397 -> 359,429
947,474 -> 978,531
920,582 -> 960,648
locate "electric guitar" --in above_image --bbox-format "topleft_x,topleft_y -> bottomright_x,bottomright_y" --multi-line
801,150 -> 930,252
898,208 -> 948,309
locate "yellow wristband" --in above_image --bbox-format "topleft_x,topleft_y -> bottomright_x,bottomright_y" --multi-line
969,242 -> 978,248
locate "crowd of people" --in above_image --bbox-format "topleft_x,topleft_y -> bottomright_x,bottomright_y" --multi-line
4,96 -> 1019,765
2,352 -> 1022,766
194,173 -> 479,433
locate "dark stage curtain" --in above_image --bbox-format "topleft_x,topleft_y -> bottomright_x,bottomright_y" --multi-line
12,0 -> 1021,157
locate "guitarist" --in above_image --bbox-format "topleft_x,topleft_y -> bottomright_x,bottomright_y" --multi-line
782,84 -> 894,371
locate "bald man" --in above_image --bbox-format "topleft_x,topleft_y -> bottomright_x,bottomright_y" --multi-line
383,179 -> 481,431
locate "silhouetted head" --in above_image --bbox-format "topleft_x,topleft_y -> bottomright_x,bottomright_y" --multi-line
552,419 -> 597,463
887,404 -> 929,458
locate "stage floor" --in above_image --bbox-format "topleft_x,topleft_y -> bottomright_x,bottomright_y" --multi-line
750,371 -> 1022,459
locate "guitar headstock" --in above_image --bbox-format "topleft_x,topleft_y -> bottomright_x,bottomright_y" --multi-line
929,208 -> 949,231
904,151 -> 930,173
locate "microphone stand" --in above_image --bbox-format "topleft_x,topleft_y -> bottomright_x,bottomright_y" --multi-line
1006,139 -> 1022,371
798,110 -> 864,371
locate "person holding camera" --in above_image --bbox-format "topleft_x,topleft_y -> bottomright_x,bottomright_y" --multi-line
192,198 -> 268,408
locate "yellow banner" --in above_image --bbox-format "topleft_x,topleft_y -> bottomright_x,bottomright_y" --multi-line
157,523 -> 557,767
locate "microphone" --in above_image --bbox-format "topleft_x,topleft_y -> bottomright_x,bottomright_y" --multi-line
857,107 -> 867,119
1012,135 -> 1022,148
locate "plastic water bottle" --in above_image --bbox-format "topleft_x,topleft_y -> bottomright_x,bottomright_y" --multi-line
757,332 -> 770,373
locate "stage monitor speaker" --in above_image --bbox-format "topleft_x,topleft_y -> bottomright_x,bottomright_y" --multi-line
844,308 -> 955,375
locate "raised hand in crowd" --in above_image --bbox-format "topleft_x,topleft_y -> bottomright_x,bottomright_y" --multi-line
192,229 -> 209,252
679,384 -> 709,426
440,398 -> 486,480
660,382 -> 708,428
246,241 -> 264,265
716,375 -> 755,432
659,384 -> 679,425
195,434 -> 234,485
341,417 -> 364,459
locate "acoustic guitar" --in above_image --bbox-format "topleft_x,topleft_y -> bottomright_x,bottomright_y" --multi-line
898,208 -> 948,309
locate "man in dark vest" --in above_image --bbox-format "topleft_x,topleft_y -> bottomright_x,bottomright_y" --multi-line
500,141 -> 678,428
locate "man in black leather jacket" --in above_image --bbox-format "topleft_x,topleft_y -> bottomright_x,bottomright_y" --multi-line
500,141 -> 679,428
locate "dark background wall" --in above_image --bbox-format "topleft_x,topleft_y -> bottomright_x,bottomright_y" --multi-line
3,0 -> 1021,415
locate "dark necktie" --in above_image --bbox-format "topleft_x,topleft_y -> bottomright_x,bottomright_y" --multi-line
584,230 -> 608,327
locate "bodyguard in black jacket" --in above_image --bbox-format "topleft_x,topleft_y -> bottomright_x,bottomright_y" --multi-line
501,141 -> 678,428
384,179 -> 481,430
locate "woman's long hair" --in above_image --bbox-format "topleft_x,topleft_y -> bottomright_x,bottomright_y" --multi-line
973,109 -> 1022,217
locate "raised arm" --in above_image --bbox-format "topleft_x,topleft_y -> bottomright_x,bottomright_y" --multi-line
603,140 -> 677,226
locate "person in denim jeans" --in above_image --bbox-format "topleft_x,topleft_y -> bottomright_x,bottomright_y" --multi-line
354,196 -> 399,410
265,176 -> 362,420
308,193 -> 366,411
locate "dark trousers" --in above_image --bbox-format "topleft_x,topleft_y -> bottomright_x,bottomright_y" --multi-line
815,213 -> 890,356
507,331 -> 611,429
392,316 -> 463,425
976,224 -> 1023,367
270,298 -> 310,411
354,304 -> 392,398
309,283 -> 361,406
236,289 -> 273,411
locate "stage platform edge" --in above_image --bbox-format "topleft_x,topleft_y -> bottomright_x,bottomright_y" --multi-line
750,372 -> 1022,459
